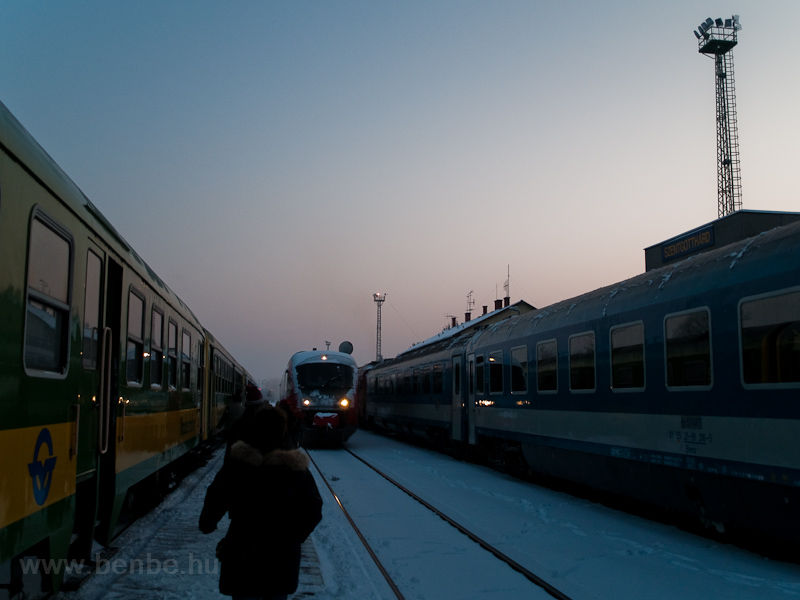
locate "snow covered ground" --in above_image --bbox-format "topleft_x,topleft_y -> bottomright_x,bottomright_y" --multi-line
47,430 -> 800,600
315,431 -> 800,600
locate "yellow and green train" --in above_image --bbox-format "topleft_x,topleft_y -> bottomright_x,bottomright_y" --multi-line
0,100 -> 250,592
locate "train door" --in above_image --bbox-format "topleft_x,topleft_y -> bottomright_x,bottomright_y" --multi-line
70,243 -> 103,559
71,245 -> 122,555
467,353 -> 477,445
208,348 -> 219,435
95,257 -> 123,545
451,355 -> 463,441
196,336 -> 205,439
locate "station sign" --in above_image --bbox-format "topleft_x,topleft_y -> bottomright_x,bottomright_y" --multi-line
661,225 -> 715,263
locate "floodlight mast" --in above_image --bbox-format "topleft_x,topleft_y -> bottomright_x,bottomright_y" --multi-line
373,292 -> 386,361
695,15 -> 743,218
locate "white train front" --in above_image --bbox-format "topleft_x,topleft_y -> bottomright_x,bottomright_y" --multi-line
279,346 -> 359,444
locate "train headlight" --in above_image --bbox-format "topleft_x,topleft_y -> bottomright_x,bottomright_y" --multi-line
303,399 -> 311,406
339,398 -> 349,408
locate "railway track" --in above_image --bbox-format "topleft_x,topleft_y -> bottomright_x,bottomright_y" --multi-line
306,447 -> 573,600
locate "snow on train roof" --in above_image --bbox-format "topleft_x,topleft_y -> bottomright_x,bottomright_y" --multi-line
396,304 -> 527,357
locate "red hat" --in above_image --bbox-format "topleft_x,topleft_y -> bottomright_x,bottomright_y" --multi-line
245,384 -> 264,405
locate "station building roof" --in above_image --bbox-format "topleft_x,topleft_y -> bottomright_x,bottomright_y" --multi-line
644,209 -> 800,271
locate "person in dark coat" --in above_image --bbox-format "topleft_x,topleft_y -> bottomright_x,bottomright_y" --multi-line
199,407 -> 323,600
222,384 -> 266,457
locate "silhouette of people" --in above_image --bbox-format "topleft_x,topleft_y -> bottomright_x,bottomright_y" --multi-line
200,407 -> 322,600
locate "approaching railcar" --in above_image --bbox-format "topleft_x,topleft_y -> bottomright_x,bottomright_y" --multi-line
280,343 -> 359,444
0,100 -> 250,593
365,218 -> 800,544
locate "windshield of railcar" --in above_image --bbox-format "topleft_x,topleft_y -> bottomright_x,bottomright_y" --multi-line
296,363 -> 355,395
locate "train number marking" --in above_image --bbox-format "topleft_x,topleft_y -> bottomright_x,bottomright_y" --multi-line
669,430 -> 713,445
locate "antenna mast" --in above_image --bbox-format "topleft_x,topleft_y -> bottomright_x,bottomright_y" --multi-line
694,15 -> 743,217
373,292 -> 386,362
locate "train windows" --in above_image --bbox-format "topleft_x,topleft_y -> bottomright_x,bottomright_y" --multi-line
422,367 -> 431,394
537,340 -> 557,392
476,355 -> 485,394
181,330 -> 191,390
168,319 -> 178,389
510,346 -> 528,394
24,215 -> 73,375
150,307 -> 164,388
390,373 -> 397,394
665,309 -> 712,388
413,369 -> 420,394
453,359 -> 461,395
489,351 -> 503,394
234,367 -> 242,397
296,362 -> 354,394
610,322 -> 645,390
82,250 -> 102,370
367,374 -> 375,395
433,364 -> 443,394
569,332 -> 595,392
126,289 -> 145,385
404,371 -> 412,394
217,355 -> 232,396
740,290 -> 800,386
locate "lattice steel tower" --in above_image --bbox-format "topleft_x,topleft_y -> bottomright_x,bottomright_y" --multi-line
373,292 -> 386,361
694,15 -> 743,217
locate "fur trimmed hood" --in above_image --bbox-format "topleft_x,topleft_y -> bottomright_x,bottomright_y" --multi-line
229,440 -> 310,472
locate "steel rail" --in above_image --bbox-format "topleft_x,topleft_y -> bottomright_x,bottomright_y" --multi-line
305,450 -> 405,600
344,448 -> 574,600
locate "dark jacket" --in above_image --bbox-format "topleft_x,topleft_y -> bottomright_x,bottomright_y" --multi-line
199,441 -> 323,597
221,403 -> 267,461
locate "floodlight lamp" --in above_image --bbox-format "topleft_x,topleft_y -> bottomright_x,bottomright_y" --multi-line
694,30 -> 701,39
715,18 -> 723,27
704,18 -> 713,28
725,19 -> 732,28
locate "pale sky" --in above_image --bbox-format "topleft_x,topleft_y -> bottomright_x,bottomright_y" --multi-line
3,1 -> 799,385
